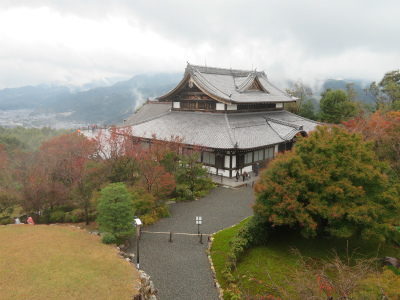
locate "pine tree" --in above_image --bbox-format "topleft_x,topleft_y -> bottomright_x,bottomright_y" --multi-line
97,182 -> 135,237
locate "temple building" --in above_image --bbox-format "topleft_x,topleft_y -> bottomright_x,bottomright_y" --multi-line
121,63 -> 320,178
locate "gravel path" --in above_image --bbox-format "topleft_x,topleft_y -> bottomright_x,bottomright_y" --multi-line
128,186 -> 255,300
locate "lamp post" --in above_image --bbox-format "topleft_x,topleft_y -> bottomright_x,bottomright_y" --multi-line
133,216 -> 142,269
196,216 -> 202,235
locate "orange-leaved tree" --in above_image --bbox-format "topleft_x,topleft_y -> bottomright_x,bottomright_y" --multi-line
343,110 -> 400,183
253,125 -> 400,241
94,126 -> 140,184
19,151 -> 69,213
39,133 -> 105,224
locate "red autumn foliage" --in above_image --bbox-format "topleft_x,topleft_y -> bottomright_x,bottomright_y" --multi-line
343,110 -> 400,181
38,133 -> 104,224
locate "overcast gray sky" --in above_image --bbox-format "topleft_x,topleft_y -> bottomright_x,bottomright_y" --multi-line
0,0 -> 399,89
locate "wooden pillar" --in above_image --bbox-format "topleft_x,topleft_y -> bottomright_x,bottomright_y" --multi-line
229,152 -> 233,178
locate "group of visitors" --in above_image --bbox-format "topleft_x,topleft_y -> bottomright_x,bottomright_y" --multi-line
13,215 -> 35,225
235,163 -> 260,182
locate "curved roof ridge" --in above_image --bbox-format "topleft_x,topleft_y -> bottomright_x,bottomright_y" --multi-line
265,119 -> 285,142
259,73 -> 298,100
282,128 -> 302,140
191,68 -> 232,101
121,103 -> 172,127
187,63 -> 254,77
224,114 -> 237,148
265,117 -> 304,130
157,72 -> 190,100
236,72 -> 256,92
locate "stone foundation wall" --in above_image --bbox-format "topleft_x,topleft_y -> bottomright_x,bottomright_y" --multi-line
118,240 -> 158,300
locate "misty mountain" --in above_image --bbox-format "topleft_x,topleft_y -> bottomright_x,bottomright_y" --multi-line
0,73 -> 183,126
319,79 -> 374,104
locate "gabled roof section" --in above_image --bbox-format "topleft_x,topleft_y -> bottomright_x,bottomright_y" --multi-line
235,72 -> 268,93
157,63 -> 297,104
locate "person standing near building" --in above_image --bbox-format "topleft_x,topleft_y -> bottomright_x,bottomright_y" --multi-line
235,170 -> 240,181
242,171 -> 248,182
254,163 -> 259,176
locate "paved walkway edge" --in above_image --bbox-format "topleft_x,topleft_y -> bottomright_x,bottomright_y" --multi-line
206,217 -> 251,300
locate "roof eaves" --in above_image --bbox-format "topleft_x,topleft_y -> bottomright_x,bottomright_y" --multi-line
259,73 -> 297,102
265,117 -> 304,130
157,72 -> 190,101
190,68 -> 233,102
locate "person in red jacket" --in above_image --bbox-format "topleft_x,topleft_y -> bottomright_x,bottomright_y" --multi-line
27,215 -> 35,225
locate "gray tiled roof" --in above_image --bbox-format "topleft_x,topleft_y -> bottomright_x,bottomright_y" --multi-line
185,64 -> 297,104
157,64 -> 298,104
122,102 -> 320,150
122,102 -> 171,126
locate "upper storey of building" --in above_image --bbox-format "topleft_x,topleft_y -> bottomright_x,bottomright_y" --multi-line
157,63 -> 298,113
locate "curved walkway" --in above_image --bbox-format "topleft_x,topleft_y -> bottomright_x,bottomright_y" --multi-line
127,186 -> 255,300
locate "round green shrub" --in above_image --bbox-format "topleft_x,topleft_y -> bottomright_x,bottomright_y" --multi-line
156,205 -> 170,218
71,209 -> 85,223
183,188 -> 194,200
0,217 -> 12,225
37,214 -> 50,224
49,211 -> 66,223
64,212 -> 72,223
88,211 -> 98,222
102,233 -> 117,245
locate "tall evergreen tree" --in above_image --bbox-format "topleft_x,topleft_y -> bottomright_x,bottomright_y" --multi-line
319,89 -> 357,123
97,182 -> 135,237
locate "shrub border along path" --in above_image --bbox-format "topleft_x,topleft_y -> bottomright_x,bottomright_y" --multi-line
128,186 -> 255,300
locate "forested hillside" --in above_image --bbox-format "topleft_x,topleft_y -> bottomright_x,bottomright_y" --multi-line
0,72 -> 182,126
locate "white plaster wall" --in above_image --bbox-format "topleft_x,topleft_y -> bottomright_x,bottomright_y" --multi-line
224,155 -> 230,168
208,167 -> 217,174
232,155 -> 236,169
208,167 -> 230,177
219,169 -> 231,177
242,166 -> 253,173
276,103 -> 283,108
173,102 -> 180,108
275,144 -> 279,154
216,103 -> 225,110
226,104 -> 237,110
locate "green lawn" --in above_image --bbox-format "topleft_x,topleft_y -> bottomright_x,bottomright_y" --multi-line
0,225 -> 139,300
210,217 -> 400,299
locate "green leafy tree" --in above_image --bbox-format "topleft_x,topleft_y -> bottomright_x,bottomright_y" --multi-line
96,182 -> 135,237
285,79 -> 314,116
0,145 -> 19,217
253,125 -> 400,241
319,89 -> 357,123
298,99 -> 317,120
365,70 -> 400,110
175,152 -> 211,200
